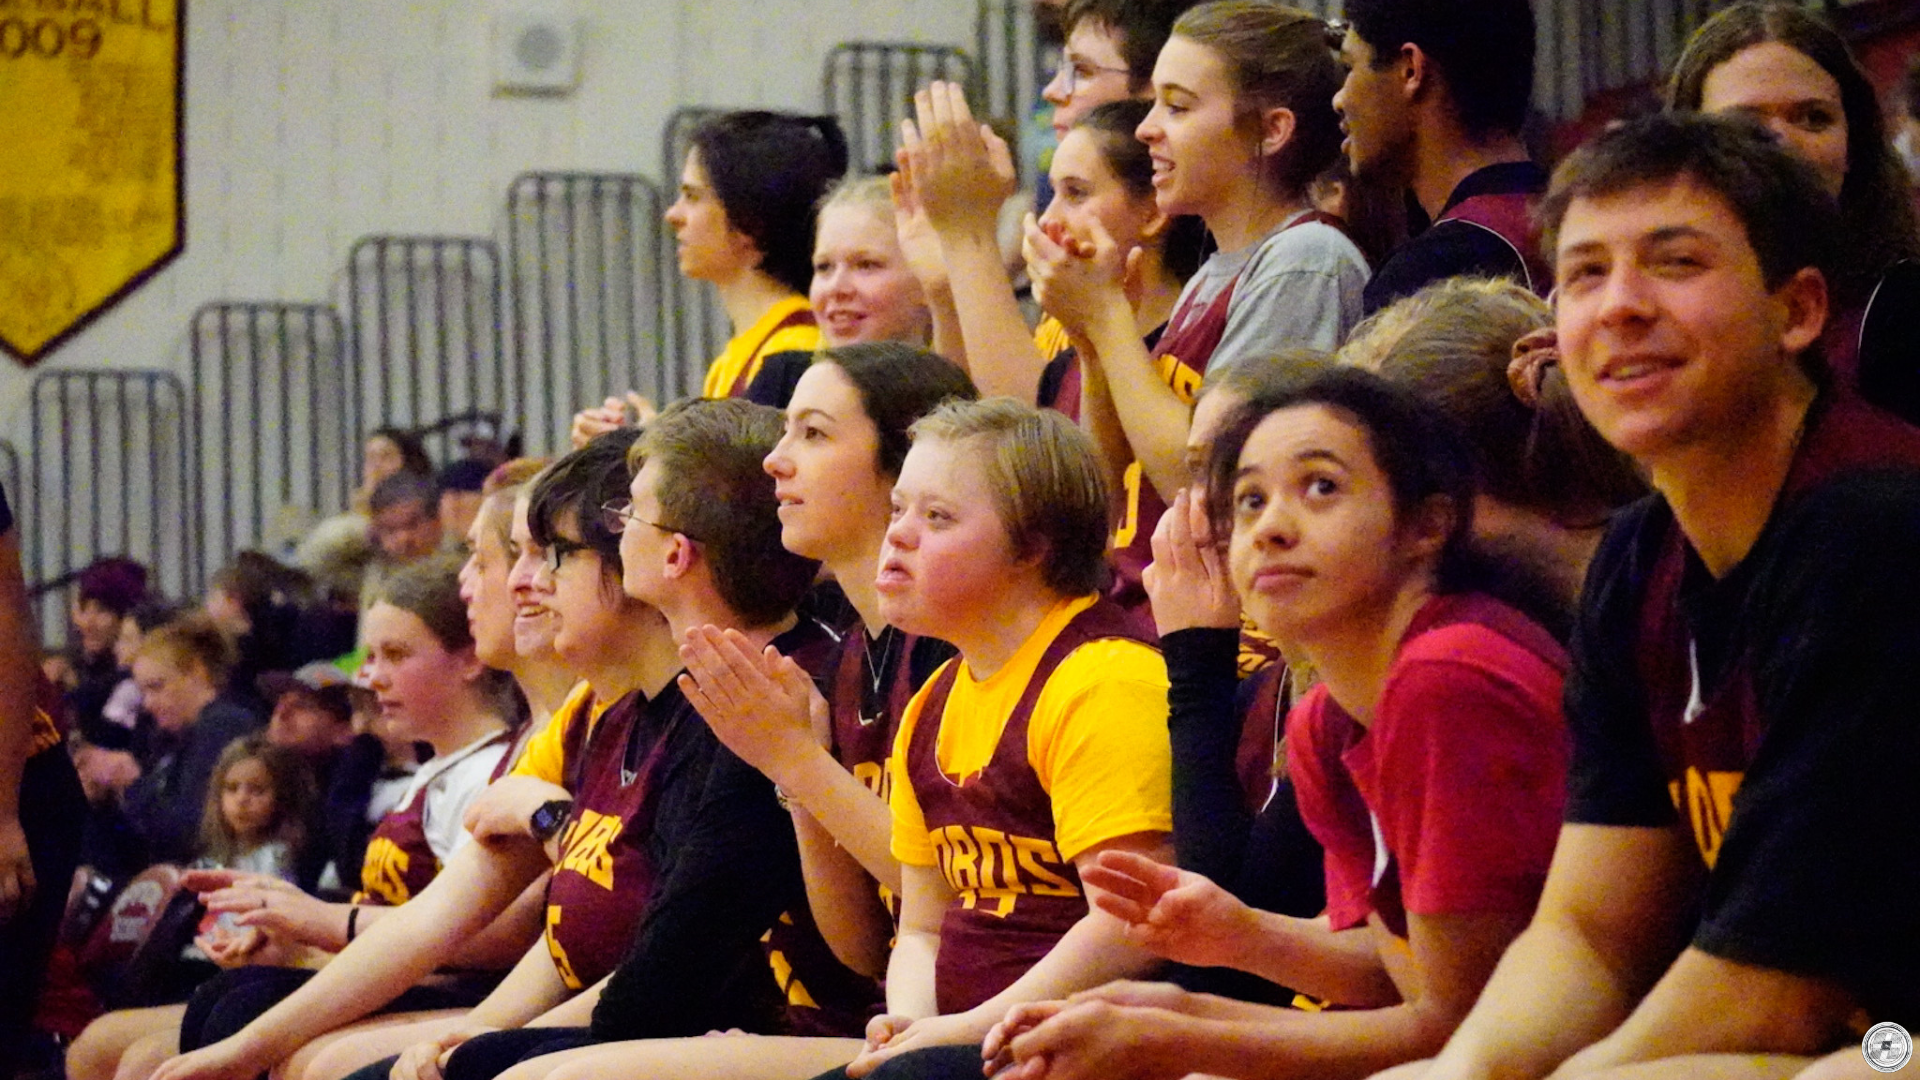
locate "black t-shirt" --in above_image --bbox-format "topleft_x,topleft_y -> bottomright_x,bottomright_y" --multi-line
0,478 -> 12,534
1566,471 -> 1920,1025
1363,161 -> 1549,315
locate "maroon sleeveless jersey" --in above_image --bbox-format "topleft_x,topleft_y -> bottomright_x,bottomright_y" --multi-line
1108,213 -> 1348,628
353,731 -> 510,907
542,689 -> 662,990
905,599 -> 1154,1014
1633,393 -> 1920,868
1237,662 -> 1289,815
1436,193 -> 1550,298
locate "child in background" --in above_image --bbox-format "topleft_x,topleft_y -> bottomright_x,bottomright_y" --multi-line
194,734 -> 314,883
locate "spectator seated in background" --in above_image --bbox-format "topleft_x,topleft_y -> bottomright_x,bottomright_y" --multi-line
51,556 -> 152,746
295,427 -> 436,607
259,664 -> 361,891
437,460 -> 493,544
204,551 -> 322,704
89,615 -> 263,880
360,471 -> 449,611
92,598 -> 182,750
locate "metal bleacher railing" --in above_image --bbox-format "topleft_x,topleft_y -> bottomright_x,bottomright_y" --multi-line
505,171 -> 676,452
823,42 -> 979,176
187,302 -> 354,589
345,235 -> 509,467
26,370 -> 192,640
0,439 -> 21,529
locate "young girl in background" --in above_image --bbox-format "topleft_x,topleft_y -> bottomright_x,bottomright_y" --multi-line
195,735 -> 313,883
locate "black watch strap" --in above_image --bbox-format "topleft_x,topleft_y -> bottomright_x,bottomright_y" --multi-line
529,798 -> 574,843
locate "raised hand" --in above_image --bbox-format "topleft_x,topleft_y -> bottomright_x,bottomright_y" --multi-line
900,81 -> 1016,238
569,392 -> 653,449
1142,489 -> 1240,636
1022,213 -> 1136,341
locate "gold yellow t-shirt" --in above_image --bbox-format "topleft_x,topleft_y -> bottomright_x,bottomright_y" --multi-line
888,594 -> 1173,867
700,295 -> 822,399
511,681 -> 603,786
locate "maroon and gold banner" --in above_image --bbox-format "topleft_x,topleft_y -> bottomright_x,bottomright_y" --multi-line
0,0 -> 183,366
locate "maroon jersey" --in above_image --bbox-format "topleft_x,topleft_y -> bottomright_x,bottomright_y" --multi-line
1108,214 -> 1347,628
543,689 -> 658,990
1435,192 -> 1550,298
1632,393 -> 1920,867
353,731 -> 511,907
905,599 -> 1152,1014
1237,662 -> 1288,815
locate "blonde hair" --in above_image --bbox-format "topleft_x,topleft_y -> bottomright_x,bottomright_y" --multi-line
135,613 -> 237,686
1340,277 -> 1644,525
819,174 -> 893,218
909,398 -> 1111,597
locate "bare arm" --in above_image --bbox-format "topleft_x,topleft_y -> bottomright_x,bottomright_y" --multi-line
792,803 -> 892,978
848,832 -> 1174,1077
881,861 -> 951,1021
900,82 -> 1046,402
150,837 -> 551,1080
1416,824 -> 1701,1080
0,525 -> 39,925
1551,950 -> 1857,1076
463,935 -> 577,1029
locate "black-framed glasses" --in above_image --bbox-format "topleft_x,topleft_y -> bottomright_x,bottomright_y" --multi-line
600,499 -> 699,543
542,538 -> 592,576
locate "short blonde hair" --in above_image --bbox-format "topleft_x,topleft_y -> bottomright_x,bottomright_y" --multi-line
818,174 -> 892,218
909,398 -> 1110,597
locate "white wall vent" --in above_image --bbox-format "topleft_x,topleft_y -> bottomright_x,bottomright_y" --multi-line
492,10 -> 582,95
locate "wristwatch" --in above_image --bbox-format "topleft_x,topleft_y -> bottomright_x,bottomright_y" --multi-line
529,799 -> 574,844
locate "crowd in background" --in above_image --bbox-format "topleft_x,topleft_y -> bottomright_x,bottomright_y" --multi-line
2,2 -> 1919,1080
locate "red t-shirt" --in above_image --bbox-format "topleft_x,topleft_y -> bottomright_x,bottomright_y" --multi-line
1287,593 -> 1568,938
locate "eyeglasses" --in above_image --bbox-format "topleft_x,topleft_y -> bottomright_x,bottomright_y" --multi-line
1053,49 -> 1131,96
543,538 -> 592,576
600,499 -> 700,543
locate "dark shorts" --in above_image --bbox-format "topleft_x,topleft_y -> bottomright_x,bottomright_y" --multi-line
340,1028 -> 597,1080
179,965 -> 496,1051
808,1044 -> 986,1080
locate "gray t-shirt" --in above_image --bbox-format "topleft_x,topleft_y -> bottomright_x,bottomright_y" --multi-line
1177,212 -> 1370,374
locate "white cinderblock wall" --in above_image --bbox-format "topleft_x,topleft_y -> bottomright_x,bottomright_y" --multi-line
0,0 -> 976,439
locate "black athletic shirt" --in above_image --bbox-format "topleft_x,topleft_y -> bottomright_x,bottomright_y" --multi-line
1362,161 -> 1549,315
1566,455 -> 1920,1024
